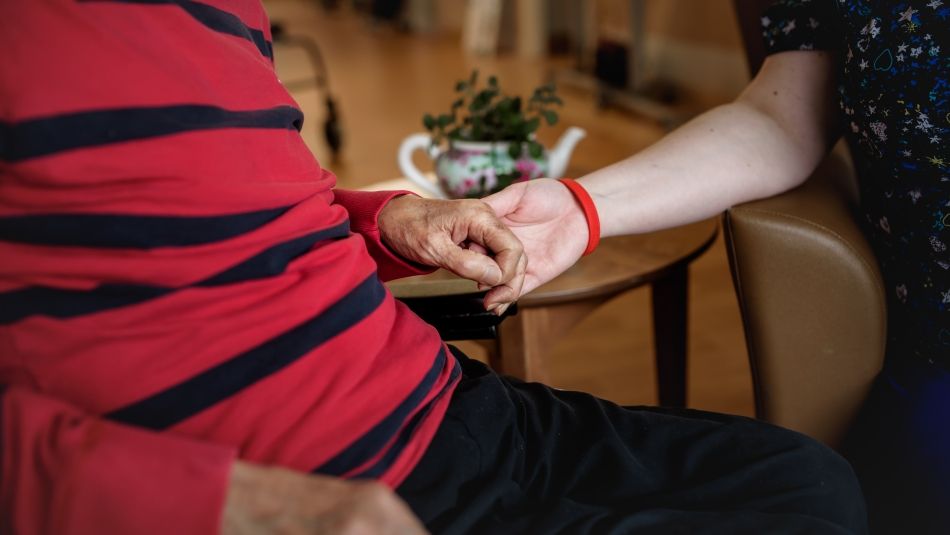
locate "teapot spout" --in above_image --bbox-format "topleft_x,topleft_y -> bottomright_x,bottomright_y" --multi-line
546,127 -> 586,178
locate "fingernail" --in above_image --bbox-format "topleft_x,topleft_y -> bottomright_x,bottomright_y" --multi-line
495,303 -> 509,316
477,283 -> 490,291
486,303 -> 499,312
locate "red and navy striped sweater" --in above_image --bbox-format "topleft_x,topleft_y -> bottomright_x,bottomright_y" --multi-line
0,1 -> 457,530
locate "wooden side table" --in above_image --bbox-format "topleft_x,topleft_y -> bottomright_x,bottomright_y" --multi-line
388,218 -> 718,408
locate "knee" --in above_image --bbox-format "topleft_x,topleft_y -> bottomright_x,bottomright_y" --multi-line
763,426 -> 868,534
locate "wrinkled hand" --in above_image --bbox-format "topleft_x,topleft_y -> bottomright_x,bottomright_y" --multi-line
378,195 -> 526,312
482,178 -> 589,298
222,461 -> 428,535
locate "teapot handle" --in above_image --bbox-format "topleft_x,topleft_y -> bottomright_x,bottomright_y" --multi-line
397,133 -> 446,198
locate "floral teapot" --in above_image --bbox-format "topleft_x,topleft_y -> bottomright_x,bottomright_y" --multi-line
397,127 -> 586,199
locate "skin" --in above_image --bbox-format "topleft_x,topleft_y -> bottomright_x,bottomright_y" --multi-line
222,461 -> 428,535
222,49 -> 839,535
377,195 -> 526,313
221,194 -> 529,534
484,50 -> 840,297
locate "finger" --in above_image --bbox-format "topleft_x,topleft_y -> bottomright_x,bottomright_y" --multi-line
483,285 -> 516,311
464,209 -> 524,285
519,273 -> 544,297
481,182 -> 527,218
432,235 -> 504,285
511,251 -> 527,298
476,228 -> 523,288
466,242 -> 489,255
483,251 -> 527,309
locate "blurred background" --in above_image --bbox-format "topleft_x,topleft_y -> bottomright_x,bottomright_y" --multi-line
263,0 -> 755,416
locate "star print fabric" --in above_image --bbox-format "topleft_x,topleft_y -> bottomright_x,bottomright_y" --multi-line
762,1 -> 949,368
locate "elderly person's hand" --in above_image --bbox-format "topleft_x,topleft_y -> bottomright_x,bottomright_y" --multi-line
378,195 -> 526,314
223,461 -> 428,535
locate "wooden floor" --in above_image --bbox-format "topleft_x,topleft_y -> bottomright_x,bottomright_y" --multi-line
265,0 -> 755,417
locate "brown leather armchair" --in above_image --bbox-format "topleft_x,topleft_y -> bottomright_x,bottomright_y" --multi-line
723,0 -> 886,447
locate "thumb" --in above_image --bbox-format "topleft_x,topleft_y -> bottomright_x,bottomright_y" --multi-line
433,235 -> 504,286
481,182 -> 528,218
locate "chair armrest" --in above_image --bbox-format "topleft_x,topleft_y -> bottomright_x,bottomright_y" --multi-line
722,145 -> 886,447
398,293 -> 517,341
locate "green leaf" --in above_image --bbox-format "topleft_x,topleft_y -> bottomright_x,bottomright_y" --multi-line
424,72 -> 562,144
524,117 -> 541,133
469,89 -> 496,112
507,143 -> 522,159
528,141 -> 543,159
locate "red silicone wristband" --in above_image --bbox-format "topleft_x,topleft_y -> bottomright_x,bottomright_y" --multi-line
558,178 -> 600,256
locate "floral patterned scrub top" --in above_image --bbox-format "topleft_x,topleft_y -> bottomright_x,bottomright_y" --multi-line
763,0 -> 949,370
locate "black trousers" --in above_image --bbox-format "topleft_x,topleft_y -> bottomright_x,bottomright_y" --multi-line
398,350 -> 867,534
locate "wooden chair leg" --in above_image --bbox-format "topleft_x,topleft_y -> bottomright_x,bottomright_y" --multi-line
652,265 -> 689,408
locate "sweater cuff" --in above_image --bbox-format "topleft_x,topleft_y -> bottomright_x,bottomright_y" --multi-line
333,189 -> 436,281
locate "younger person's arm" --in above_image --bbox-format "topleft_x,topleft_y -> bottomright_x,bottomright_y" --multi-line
484,50 -> 840,296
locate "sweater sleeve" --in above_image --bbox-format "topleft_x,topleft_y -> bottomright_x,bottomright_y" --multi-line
332,188 -> 437,282
1,384 -> 236,535
761,0 -> 841,54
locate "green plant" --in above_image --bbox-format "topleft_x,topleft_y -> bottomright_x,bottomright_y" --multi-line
422,70 -> 563,160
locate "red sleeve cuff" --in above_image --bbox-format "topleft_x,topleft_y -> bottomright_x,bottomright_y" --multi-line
332,189 -> 436,281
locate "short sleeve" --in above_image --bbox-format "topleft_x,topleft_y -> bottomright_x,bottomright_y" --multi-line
761,0 -> 841,54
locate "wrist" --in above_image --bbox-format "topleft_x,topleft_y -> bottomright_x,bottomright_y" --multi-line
377,194 -> 416,234
377,194 -> 420,252
558,178 -> 600,255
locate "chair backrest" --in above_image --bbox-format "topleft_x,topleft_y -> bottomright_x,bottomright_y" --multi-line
724,2 -> 886,447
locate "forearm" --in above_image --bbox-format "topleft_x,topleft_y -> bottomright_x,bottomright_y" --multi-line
580,51 -> 838,237
581,102 -> 815,236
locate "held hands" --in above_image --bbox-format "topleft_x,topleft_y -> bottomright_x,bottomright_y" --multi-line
222,461 -> 428,535
482,179 -> 589,298
378,196 -> 526,313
